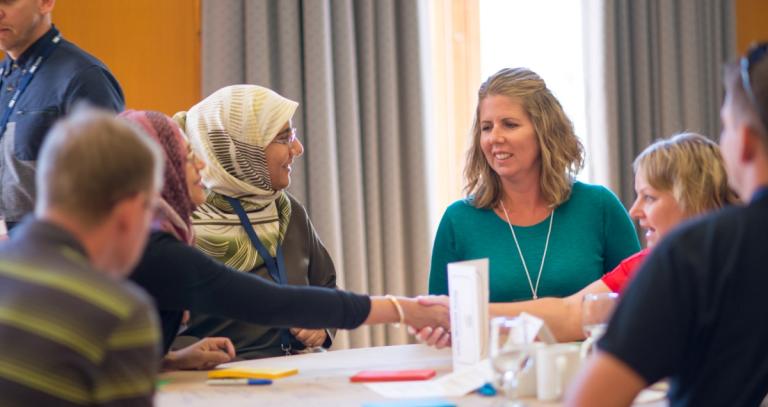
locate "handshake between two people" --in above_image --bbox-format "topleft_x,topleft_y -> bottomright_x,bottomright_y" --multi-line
366,294 -> 451,339
408,295 -> 452,349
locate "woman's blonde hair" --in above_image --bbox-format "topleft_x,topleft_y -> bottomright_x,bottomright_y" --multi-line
464,68 -> 584,208
634,132 -> 739,215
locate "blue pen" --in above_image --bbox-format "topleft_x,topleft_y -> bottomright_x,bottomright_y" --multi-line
206,378 -> 273,386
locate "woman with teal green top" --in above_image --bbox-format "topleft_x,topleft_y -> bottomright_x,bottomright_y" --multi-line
428,68 -> 640,302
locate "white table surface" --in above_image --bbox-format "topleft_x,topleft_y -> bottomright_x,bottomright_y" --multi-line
156,344 -> 666,407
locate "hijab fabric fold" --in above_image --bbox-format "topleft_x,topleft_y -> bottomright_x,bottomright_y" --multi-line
174,85 -> 294,272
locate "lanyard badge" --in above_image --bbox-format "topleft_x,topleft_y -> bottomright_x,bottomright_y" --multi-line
0,30 -> 62,138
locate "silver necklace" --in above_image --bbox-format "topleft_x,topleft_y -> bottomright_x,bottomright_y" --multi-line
499,201 -> 554,300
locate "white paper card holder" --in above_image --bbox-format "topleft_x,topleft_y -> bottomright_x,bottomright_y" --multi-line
447,258 -> 489,372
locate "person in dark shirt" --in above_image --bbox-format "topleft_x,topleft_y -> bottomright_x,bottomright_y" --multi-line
0,108 -> 162,406
122,110 -> 451,370
0,0 -> 124,230
566,44 -> 768,407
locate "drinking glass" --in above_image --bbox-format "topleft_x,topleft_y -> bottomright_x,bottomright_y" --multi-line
490,316 -> 534,407
580,292 -> 619,358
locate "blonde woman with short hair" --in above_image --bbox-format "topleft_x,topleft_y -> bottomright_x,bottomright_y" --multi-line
429,68 -> 640,303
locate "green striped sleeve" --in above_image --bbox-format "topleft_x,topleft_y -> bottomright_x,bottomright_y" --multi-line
0,260 -> 133,318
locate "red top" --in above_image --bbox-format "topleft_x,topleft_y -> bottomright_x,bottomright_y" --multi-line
601,248 -> 651,293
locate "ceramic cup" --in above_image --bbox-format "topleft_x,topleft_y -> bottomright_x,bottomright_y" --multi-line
535,343 -> 581,401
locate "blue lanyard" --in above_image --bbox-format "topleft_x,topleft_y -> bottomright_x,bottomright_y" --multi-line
0,28 -> 62,138
223,196 -> 294,353
223,196 -> 287,284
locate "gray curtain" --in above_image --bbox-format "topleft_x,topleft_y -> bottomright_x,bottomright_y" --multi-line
585,0 -> 736,205
201,0 -> 431,349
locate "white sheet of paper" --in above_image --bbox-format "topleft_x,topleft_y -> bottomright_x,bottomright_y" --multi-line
447,259 -> 489,372
516,312 -> 557,344
365,360 -> 491,399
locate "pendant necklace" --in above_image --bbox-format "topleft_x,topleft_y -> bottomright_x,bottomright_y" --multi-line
500,201 -> 554,300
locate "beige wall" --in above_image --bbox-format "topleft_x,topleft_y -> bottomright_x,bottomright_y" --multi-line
736,0 -> 768,54
52,0 -> 201,116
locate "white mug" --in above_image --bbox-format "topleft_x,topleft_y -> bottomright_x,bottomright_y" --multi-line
536,343 -> 581,401
515,342 -> 546,397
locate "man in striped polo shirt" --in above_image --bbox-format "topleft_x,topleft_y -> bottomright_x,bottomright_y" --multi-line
0,108 -> 164,406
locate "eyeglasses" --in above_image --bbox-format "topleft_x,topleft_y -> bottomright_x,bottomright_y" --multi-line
273,127 -> 298,145
740,42 -> 768,127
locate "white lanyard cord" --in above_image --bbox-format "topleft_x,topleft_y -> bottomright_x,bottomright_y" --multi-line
500,201 -> 554,300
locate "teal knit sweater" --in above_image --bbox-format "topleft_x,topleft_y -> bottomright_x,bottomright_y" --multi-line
428,182 -> 640,302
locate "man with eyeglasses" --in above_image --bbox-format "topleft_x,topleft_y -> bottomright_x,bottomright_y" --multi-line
565,44 -> 768,407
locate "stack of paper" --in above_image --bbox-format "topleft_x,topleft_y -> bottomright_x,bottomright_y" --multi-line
207,367 -> 298,380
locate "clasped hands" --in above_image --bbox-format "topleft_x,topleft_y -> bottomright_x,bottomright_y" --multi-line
290,328 -> 328,348
400,295 -> 452,349
162,337 -> 235,371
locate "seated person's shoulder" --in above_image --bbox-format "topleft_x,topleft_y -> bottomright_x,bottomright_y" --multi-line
286,192 -> 309,220
147,229 -> 184,247
1,252 -> 153,318
133,230 -> 200,277
445,197 -> 482,216
562,181 -> 624,213
118,279 -> 156,308
286,192 -> 303,206
664,202 -> 744,246
55,40 -> 112,72
71,263 -> 154,313
569,181 -> 615,200
642,205 -> 746,281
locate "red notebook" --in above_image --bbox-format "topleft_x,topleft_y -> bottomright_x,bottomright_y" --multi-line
350,369 -> 437,382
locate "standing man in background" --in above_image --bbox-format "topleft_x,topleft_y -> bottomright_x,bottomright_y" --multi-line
0,0 -> 124,232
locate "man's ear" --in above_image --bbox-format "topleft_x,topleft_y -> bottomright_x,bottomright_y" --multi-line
40,0 -> 56,15
741,124 -> 761,163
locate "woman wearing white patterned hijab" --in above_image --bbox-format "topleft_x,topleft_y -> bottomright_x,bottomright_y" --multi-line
174,85 -> 336,358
